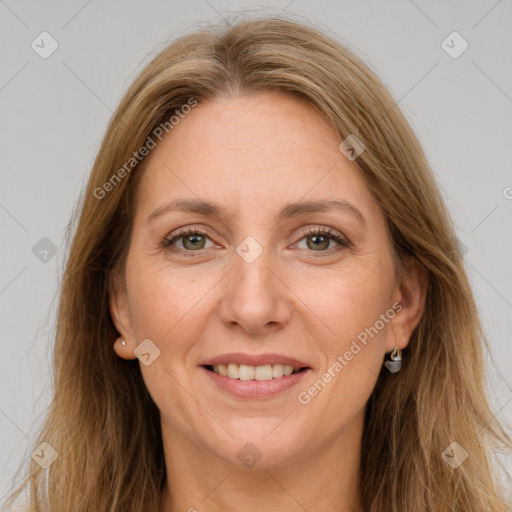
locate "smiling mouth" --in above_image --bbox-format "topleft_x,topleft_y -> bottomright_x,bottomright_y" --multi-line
203,363 -> 308,381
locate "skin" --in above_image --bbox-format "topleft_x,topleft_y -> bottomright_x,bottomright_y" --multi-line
110,90 -> 427,512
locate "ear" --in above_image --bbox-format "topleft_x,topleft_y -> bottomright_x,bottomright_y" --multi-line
387,255 -> 428,352
109,267 -> 137,360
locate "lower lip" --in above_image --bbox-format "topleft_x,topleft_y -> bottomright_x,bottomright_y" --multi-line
201,366 -> 310,399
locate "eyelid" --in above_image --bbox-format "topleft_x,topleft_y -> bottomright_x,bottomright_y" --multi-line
166,224 -> 213,240
296,225 -> 344,240
165,225 -> 347,242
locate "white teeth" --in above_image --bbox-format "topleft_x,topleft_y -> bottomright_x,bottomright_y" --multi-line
227,363 -> 239,379
272,364 -> 284,378
255,365 -> 273,380
210,363 -> 303,380
239,364 -> 255,380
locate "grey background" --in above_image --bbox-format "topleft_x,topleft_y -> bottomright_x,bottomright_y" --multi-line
1,0 -> 511,501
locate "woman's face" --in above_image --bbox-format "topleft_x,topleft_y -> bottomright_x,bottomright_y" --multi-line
111,90 -> 423,469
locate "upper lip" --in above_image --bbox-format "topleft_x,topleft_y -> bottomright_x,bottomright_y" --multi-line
200,352 -> 310,368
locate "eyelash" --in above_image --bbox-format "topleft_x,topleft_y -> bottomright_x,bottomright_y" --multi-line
162,226 -> 350,257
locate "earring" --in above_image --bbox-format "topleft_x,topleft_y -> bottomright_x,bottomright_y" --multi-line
121,339 -> 126,346
384,346 -> 402,373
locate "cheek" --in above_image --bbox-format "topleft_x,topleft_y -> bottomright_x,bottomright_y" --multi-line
296,264 -> 391,404
124,263 -> 217,412
295,280 -> 389,436
306,263 -> 391,344
125,260 -> 217,343
126,246 -> 393,357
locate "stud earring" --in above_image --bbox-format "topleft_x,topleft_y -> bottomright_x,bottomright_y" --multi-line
384,346 -> 402,373
121,339 -> 126,346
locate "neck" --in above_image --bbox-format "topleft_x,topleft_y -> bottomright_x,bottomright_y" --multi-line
160,411 -> 365,512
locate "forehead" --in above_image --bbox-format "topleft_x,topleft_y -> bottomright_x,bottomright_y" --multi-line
135,90 -> 379,226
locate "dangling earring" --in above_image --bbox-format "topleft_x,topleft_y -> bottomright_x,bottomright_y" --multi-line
384,346 -> 402,373
121,339 -> 126,346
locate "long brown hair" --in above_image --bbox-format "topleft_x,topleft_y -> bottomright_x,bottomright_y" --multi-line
3,14 -> 511,511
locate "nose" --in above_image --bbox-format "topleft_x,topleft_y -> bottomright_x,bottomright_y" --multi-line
218,241 -> 292,335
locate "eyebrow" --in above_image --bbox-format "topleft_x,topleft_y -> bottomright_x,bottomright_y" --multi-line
146,198 -> 367,226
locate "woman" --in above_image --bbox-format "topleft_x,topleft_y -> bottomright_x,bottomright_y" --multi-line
4,15 -> 511,512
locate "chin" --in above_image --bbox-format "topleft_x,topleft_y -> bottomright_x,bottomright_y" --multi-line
206,421 -> 308,468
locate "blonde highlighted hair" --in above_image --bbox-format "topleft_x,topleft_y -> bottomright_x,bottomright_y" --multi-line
3,14 -> 511,512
